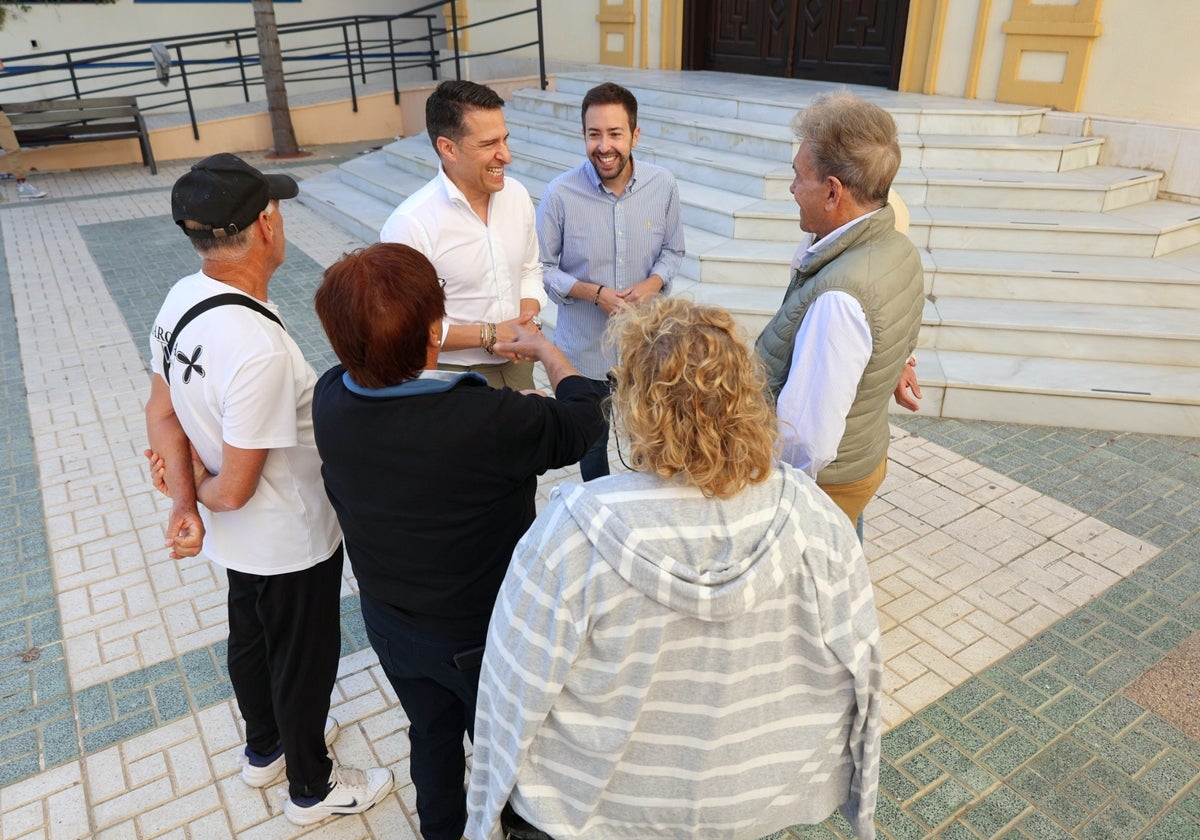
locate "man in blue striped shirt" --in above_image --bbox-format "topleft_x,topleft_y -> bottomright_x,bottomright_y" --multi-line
537,82 -> 685,480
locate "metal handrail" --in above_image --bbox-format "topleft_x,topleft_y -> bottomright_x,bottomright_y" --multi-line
0,2 -> 546,141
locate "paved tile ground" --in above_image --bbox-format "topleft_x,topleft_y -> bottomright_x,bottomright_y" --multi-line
0,153 -> 1197,839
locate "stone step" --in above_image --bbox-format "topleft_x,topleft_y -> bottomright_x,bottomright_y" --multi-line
921,202 -> 1200,257
717,198 -> 1200,256
903,133 -> 1103,172
297,169 -> 396,244
664,268 -> 1200,376
908,349 -> 1200,437
511,88 -> 795,161
505,101 -> 1145,210
510,89 -> 1099,173
336,152 -> 431,208
928,248 -> 1200,308
505,102 -> 788,198
550,71 -> 1051,137
892,166 -> 1161,212
922,298 -> 1200,366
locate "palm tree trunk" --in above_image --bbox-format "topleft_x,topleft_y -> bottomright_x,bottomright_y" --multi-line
251,0 -> 303,157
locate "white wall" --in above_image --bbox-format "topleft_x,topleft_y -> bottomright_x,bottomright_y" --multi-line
0,0 -> 406,57
1083,0 -> 1200,127
0,1 -> 444,112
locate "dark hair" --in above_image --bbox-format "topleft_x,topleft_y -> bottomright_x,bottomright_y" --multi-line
426,80 -> 506,149
580,81 -> 638,131
314,243 -> 446,389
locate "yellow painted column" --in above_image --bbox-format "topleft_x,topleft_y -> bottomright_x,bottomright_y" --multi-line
660,0 -> 683,70
443,2 -> 469,52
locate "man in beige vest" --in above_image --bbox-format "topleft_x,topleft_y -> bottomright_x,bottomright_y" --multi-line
755,93 -> 924,540
0,59 -> 47,200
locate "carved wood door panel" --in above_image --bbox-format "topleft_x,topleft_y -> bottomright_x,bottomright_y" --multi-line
684,0 -> 910,89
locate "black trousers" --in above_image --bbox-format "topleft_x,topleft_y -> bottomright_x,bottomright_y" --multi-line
577,376 -> 612,481
226,544 -> 343,798
361,594 -> 483,840
501,802 -> 557,840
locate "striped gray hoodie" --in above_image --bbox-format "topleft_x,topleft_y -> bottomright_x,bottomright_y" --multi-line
467,463 -> 882,840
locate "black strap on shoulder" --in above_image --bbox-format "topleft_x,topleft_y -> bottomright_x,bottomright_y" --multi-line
163,293 -> 284,385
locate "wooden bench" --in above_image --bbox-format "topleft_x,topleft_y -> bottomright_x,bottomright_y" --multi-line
3,96 -> 157,174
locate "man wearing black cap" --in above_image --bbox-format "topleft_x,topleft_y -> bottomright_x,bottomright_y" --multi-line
144,153 -> 392,825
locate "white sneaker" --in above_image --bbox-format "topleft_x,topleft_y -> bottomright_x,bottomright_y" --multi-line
283,763 -> 394,826
17,181 -> 46,199
240,715 -> 340,787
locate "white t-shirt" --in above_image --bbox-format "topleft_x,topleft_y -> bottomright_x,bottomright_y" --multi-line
149,271 -> 341,575
380,167 -> 546,366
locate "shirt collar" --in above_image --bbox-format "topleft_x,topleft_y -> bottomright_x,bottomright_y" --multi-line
342,368 -> 487,398
793,207 -> 883,271
437,165 -> 493,211
584,156 -> 638,196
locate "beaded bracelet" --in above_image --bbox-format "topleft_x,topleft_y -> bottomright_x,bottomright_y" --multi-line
592,284 -> 602,306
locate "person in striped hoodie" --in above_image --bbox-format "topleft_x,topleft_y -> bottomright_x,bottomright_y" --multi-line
466,297 -> 883,840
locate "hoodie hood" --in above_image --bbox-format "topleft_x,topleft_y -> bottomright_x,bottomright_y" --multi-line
555,466 -> 818,622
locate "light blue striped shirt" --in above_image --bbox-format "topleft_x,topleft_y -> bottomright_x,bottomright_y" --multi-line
537,159 -> 685,378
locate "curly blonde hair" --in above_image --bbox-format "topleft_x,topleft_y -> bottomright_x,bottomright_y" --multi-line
607,297 -> 778,498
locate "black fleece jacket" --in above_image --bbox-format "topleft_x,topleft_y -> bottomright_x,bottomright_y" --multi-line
312,368 -> 603,640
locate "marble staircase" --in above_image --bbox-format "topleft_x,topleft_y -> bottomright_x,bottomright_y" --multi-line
298,69 -> 1200,436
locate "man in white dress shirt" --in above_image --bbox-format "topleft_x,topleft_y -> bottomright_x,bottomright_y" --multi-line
381,80 -> 546,390
756,94 -> 924,539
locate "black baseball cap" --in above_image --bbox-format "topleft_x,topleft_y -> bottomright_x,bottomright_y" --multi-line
171,153 -> 299,240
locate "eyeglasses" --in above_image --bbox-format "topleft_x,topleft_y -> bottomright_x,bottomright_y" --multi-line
604,370 -> 633,472
437,277 -> 447,289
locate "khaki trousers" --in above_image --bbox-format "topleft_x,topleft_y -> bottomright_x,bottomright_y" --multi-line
0,108 -> 27,179
437,359 -> 534,391
819,455 -> 888,528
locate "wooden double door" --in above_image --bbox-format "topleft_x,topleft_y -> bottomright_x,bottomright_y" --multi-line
684,0 -> 911,90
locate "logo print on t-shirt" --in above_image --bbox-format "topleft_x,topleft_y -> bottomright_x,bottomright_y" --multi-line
175,345 -> 206,384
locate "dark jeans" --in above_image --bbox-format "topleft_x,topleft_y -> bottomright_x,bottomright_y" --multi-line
361,595 -> 483,840
226,544 -> 343,798
578,376 -> 611,481
501,802 -> 557,840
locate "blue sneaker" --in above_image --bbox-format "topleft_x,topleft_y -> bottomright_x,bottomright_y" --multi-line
240,715 -> 340,787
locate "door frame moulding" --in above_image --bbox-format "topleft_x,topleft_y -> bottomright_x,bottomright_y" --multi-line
899,0 -> 948,94
660,0 -> 683,70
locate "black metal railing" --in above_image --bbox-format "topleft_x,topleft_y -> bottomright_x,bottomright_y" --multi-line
0,0 -> 546,140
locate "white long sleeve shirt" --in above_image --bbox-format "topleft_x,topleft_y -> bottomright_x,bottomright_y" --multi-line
776,212 -> 879,479
380,168 -> 547,366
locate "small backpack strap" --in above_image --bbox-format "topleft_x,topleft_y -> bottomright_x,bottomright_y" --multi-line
163,293 -> 284,385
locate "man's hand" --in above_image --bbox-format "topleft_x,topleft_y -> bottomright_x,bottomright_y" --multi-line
494,317 -> 583,391
495,312 -> 539,361
145,443 -> 208,496
165,500 -> 205,559
615,275 -> 665,309
893,356 -> 922,412
495,314 -> 551,362
145,448 -> 169,496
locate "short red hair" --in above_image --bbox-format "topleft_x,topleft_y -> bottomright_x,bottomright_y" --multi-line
314,243 -> 446,388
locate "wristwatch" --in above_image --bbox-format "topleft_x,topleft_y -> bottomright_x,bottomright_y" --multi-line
531,315 -> 543,330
